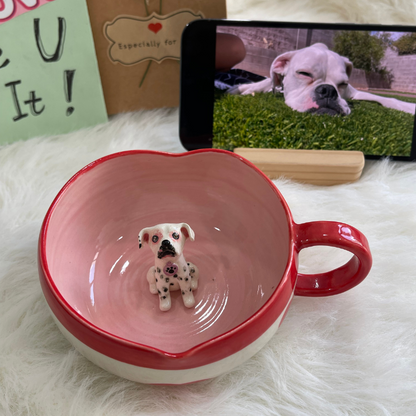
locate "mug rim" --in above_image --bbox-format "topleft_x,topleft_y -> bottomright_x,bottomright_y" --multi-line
38,149 -> 297,369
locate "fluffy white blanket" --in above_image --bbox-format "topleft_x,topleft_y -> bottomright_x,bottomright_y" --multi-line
1,1 -> 416,415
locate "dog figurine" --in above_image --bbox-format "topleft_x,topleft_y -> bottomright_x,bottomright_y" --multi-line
138,223 -> 199,311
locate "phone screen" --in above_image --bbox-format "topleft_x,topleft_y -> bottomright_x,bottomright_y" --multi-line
212,24 -> 416,159
179,20 -> 416,160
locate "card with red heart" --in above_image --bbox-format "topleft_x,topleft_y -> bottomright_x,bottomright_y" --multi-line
86,0 -> 226,114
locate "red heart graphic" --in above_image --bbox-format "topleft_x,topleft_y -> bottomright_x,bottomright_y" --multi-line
148,23 -> 162,34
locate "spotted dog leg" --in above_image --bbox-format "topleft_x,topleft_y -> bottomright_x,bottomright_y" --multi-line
177,264 -> 196,308
146,266 -> 157,294
155,272 -> 172,311
187,262 -> 199,290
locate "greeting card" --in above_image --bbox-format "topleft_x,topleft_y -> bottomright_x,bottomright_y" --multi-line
0,0 -> 107,145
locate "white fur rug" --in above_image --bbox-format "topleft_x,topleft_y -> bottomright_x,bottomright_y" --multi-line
1,1 -> 416,415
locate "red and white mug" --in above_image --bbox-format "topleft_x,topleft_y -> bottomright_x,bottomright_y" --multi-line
38,149 -> 372,384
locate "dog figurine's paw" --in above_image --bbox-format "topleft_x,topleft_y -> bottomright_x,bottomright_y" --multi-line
139,223 -> 199,312
188,262 -> 199,290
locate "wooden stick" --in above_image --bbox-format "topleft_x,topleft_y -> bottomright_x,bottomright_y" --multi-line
233,148 -> 365,185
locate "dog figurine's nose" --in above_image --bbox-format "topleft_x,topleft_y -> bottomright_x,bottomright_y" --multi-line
161,239 -> 171,247
315,84 -> 338,100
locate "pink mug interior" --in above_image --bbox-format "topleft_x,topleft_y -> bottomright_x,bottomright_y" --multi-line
44,151 -> 292,353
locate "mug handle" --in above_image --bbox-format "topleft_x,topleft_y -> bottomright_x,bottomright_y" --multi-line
294,221 -> 372,296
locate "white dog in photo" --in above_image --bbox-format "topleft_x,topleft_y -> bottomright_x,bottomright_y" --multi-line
229,43 -> 415,116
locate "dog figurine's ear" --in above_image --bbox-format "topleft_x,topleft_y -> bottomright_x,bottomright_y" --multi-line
180,223 -> 195,241
138,227 -> 152,249
270,50 -> 297,92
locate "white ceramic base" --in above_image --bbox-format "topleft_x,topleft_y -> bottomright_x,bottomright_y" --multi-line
50,295 -> 292,385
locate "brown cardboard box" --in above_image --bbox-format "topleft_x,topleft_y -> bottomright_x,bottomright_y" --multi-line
86,0 -> 226,114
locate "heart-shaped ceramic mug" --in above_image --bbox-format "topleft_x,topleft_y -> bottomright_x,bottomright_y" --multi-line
38,149 -> 372,384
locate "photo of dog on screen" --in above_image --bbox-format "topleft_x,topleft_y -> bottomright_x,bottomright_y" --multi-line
214,27 -> 416,157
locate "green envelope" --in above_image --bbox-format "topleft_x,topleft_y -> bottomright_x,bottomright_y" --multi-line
0,0 -> 108,145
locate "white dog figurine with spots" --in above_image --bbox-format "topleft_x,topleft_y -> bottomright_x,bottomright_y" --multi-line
138,223 -> 199,311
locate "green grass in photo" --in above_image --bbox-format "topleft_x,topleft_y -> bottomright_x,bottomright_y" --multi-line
213,90 -> 416,157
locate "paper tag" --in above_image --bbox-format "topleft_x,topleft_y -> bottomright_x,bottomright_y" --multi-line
103,9 -> 204,66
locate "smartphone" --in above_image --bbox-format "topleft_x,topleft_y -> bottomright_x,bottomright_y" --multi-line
179,19 -> 416,161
